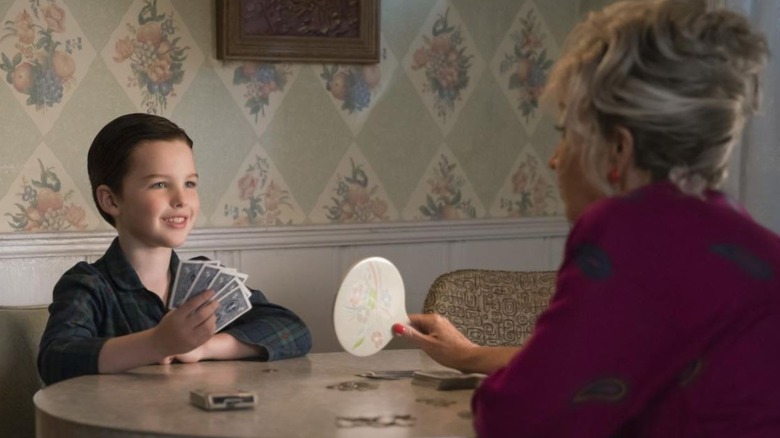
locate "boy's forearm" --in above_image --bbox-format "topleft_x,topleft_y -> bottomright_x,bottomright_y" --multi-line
201,333 -> 265,360
98,329 -> 168,374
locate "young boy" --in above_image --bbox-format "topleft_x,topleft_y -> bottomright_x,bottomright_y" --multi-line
38,113 -> 311,385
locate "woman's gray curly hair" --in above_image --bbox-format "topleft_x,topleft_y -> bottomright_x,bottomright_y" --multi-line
544,0 -> 768,196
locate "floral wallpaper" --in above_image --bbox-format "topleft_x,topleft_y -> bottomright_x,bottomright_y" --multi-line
490,1 -> 558,134
403,144 -> 485,220
211,143 -> 305,226
1,0 -> 94,134
0,0 -> 575,233
491,145 -> 560,217
315,39 -> 396,136
403,1 -> 483,135
103,0 -> 203,116
311,144 -> 397,224
0,143 -> 100,232
215,62 -> 299,137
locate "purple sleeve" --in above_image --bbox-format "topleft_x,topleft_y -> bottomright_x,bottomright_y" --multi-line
471,197 -> 749,437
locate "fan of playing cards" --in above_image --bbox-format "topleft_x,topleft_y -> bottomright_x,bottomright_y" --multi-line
168,260 -> 252,332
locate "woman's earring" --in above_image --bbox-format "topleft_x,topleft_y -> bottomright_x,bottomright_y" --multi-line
607,168 -> 620,184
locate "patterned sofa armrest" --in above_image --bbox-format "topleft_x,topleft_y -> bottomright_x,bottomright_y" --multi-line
423,270 -> 556,347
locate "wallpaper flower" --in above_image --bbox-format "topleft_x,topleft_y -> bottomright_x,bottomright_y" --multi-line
232,62 -> 292,123
1,0 -> 82,110
4,158 -> 87,231
497,7 -> 554,121
222,154 -> 295,226
325,159 -> 389,223
497,152 -> 558,217
321,64 -> 382,114
410,8 -> 473,121
111,0 -> 190,114
315,40 -> 396,136
418,154 -> 477,220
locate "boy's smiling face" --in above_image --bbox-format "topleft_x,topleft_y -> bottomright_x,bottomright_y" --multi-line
111,139 -> 199,250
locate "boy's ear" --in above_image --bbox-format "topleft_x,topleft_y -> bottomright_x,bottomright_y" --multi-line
95,185 -> 120,217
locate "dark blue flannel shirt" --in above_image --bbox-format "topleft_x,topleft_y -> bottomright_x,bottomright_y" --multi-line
38,238 -> 312,385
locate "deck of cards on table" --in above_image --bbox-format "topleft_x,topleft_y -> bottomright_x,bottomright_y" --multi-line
168,260 -> 252,332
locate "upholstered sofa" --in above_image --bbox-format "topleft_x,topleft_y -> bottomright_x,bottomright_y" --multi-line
0,305 -> 49,438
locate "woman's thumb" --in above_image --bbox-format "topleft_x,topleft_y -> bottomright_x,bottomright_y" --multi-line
392,322 -> 428,345
392,322 -> 414,337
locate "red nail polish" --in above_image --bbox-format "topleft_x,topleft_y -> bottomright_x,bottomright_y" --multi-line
392,323 -> 406,335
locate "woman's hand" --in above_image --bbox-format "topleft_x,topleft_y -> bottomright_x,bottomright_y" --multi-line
393,313 -> 520,374
393,313 -> 480,372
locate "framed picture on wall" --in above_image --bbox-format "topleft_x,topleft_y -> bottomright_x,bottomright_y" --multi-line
216,0 -> 380,64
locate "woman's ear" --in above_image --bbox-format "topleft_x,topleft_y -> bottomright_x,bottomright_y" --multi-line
610,126 -> 635,173
609,126 -> 652,192
96,185 -> 120,217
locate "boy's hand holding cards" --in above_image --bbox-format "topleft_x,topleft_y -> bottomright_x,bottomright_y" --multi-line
169,260 -> 252,332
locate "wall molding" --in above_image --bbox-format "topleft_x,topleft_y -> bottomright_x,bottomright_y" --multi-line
0,218 -> 570,259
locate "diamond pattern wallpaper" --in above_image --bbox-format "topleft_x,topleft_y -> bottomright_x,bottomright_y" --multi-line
402,0 -> 484,136
313,37 -> 397,137
0,142 -> 100,231
403,144 -> 486,221
0,0 -> 582,232
1,0 -> 94,135
210,142 -> 306,226
310,143 -> 399,223
490,0 -> 559,135
102,0 -> 204,116
214,62 -> 301,137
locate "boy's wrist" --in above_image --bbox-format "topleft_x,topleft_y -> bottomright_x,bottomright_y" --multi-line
148,326 -> 176,360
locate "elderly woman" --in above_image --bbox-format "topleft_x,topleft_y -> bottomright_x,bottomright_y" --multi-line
393,0 -> 779,436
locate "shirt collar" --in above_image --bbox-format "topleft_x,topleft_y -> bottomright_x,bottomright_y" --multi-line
103,237 -> 179,292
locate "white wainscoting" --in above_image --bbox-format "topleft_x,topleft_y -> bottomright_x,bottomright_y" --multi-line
0,218 -> 569,352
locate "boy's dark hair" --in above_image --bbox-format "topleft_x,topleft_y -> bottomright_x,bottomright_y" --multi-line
87,113 -> 193,227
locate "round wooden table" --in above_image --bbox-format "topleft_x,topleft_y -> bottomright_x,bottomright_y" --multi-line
35,349 -> 476,437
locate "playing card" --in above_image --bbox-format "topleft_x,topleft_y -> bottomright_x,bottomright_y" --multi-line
213,276 -> 244,300
411,370 -> 486,390
207,269 -> 236,296
169,259 -> 252,334
186,264 -> 222,301
170,261 -> 206,309
214,287 -> 252,332
355,370 -> 417,380
238,281 -> 252,299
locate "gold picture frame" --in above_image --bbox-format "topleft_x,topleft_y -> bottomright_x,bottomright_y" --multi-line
216,0 -> 380,64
